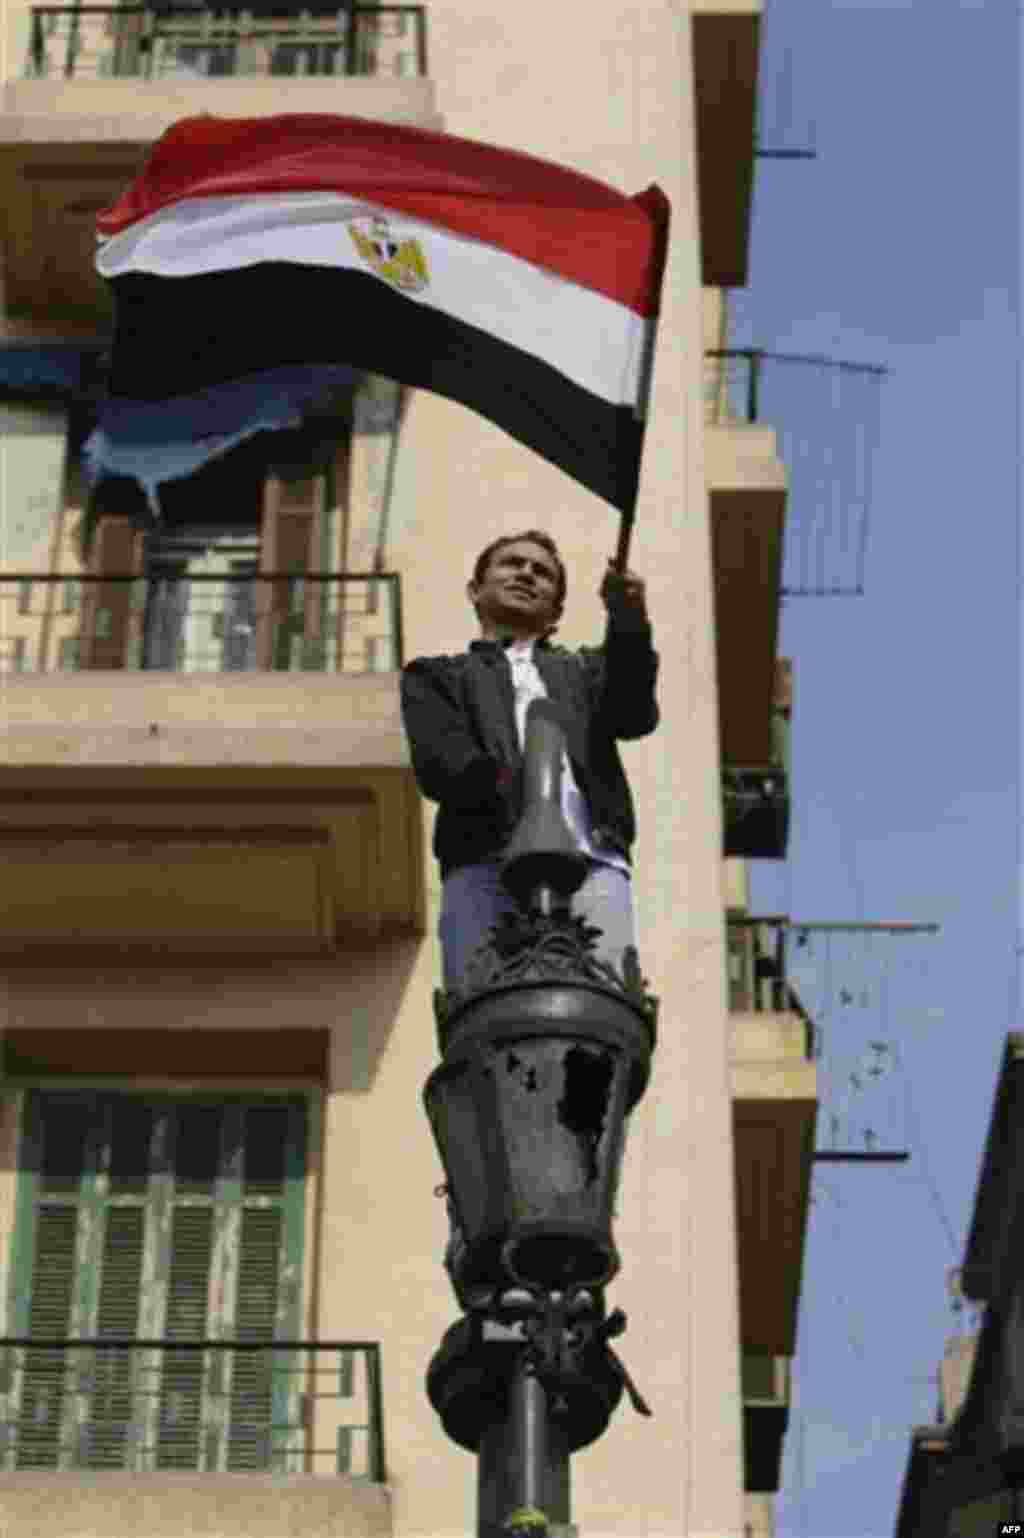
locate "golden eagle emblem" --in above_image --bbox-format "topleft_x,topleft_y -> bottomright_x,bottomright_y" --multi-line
347,216 -> 429,294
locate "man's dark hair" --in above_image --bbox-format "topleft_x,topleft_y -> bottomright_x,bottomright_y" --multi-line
471,530 -> 568,631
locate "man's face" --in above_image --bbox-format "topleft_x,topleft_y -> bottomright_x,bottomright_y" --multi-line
468,539 -> 563,635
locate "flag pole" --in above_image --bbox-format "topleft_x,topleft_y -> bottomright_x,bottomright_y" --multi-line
613,346 -> 649,572
613,510 -> 635,574
612,187 -> 671,576
615,226 -> 664,576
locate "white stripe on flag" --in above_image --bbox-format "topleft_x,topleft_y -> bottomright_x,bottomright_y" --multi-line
97,193 -> 649,410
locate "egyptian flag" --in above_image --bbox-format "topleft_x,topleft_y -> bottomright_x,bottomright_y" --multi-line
96,114 -> 670,514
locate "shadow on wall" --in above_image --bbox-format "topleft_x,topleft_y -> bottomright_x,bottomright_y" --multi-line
325,933 -> 426,1092
1,932 -> 428,1118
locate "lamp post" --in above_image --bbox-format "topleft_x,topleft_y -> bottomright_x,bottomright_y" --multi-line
425,699 -> 657,1536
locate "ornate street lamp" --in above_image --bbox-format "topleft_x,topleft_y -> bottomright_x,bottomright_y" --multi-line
425,699 -> 658,1536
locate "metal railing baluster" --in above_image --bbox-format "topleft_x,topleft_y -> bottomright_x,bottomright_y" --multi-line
23,5 -> 426,80
0,1340 -> 386,1479
0,572 -> 404,674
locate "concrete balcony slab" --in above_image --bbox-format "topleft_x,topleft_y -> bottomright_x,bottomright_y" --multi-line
0,1472 -> 392,1538
0,672 -> 425,950
692,6 -> 760,285
731,1010 -> 816,1355
707,424 -> 787,768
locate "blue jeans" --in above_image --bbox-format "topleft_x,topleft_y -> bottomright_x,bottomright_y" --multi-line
439,859 -> 636,991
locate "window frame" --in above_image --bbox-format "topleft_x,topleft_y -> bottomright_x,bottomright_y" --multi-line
5,1088 -> 314,1473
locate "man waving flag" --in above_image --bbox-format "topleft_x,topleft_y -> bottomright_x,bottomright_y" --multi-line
95,114 -> 670,515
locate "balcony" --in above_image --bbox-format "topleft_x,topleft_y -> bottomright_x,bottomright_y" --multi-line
1,570 -> 403,675
722,656 -> 788,858
24,3 -> 426,81
704,350 -> 787,784
722,763 -> 788,860
0,1338 -> 391,1537
728,916 -> 817,1356
0,5 -> 437,325
0,569 -> 422,955
691,1 -> 760,286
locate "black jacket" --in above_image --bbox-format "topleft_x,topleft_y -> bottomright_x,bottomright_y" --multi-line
400,615 -> 660,879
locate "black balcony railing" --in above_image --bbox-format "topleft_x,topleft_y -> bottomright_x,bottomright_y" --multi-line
27,4 -> 426,82
704,349 -> 765,426
725,914 -> 814,1060
0,1339 -> 386,1478
1,571 -> 403,674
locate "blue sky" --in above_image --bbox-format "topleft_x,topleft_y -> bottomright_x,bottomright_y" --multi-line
731,2 -> 1020,1534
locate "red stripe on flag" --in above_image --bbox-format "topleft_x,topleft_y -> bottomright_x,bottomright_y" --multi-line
97,115 -> 669,316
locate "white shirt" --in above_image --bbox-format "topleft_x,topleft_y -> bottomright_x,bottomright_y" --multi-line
505,638 -> 630,874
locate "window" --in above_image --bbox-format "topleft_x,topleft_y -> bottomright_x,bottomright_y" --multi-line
62,579 -> 80,616
16,580 -> 32,617
58,637 -> 80,671
6,1092 -> 307,1472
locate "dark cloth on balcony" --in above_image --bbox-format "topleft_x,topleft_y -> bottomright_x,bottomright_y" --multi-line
399,614 -> 660,880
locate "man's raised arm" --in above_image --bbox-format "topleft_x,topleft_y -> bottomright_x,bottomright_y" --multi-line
584,562 -> 660,740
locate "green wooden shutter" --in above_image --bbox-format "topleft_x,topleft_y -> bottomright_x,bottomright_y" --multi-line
229,1103 -> 299,1470
86,1207 -> 146,1467
84,1097 -> 151,1468
10,1093 -> 95,1470
156,1101 -> 223,1471
7,1092 -> 307,1473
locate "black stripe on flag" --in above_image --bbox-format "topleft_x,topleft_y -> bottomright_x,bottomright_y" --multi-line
106,264 -> 645,513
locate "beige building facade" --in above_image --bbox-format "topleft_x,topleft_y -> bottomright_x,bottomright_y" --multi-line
0,3 -> 814,1535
